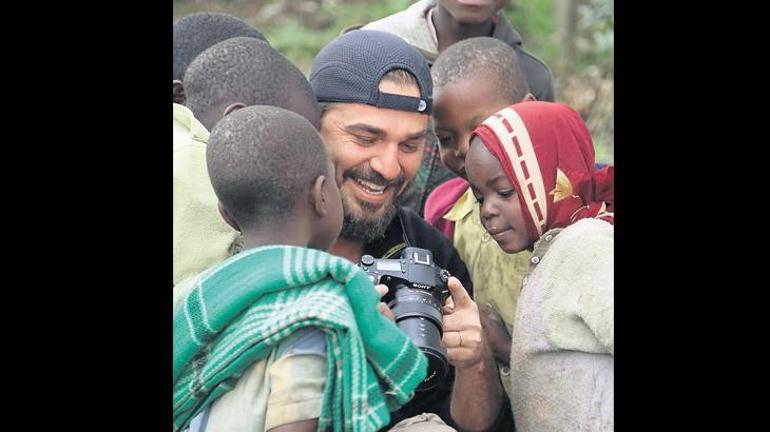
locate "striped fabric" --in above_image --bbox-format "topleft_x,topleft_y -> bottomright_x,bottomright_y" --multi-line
173,245 -> 427,432
472,102 -> 614,242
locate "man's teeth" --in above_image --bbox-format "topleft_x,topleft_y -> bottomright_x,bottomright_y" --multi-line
355,178 -> 386,195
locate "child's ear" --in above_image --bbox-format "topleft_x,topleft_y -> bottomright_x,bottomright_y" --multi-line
217,202 -> 241,232
172,80 -> 186,105
222,102 -> 247,117
310,175 -> 329,217
522,92 -> 537,102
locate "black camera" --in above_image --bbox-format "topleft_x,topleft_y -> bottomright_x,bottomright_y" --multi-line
360,247 -> 451,391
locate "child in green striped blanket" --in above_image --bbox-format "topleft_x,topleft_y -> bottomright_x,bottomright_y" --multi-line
173,105 -> 428,432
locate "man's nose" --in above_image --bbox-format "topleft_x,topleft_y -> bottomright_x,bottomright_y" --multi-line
370,144 -> 402,181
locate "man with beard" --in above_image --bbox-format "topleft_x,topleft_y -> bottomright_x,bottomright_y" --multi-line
309,30 -> 512,432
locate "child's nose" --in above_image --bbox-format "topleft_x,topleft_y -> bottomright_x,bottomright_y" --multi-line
480,200 -> 498,220
455,138 -> 470,159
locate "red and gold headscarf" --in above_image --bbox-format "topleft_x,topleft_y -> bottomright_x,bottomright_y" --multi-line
471,101 -> 614,243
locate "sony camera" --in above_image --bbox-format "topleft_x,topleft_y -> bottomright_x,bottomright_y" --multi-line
360,247 -> 451,391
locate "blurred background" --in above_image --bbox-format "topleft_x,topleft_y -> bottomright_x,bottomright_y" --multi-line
173,0 -> 613,164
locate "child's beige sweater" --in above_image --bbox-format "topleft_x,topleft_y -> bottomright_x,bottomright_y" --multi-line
510,218 -> 614,432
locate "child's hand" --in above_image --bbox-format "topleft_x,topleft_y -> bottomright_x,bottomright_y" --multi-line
375,284 -> 395,321
479,303 -> 512,366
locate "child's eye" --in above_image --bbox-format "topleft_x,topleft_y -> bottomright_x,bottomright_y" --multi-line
498,189 -> 516,198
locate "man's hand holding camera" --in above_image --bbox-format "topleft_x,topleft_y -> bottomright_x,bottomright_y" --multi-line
364,250 -> 503,431
441,277 -> 488,369
374,284 -> 395,321
443,277 -> 504,431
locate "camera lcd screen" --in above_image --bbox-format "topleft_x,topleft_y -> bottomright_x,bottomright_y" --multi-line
377,261 -> 401,272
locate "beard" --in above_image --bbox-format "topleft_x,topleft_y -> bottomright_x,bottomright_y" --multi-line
339,164 -> 407,243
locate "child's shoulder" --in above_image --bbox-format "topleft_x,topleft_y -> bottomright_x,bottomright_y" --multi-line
362,0 -> 428,33
558,218 -> 613,244
535,219 -> 613,268
424,177 -> 469,221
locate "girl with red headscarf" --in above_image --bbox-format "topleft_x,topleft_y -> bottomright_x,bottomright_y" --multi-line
465,101 -> 614,432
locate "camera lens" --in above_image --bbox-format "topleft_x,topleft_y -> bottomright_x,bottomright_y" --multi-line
389,283 -> 449,391
395,316 -> 448,391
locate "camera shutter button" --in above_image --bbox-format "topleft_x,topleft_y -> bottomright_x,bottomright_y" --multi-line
361,255 -> 375,266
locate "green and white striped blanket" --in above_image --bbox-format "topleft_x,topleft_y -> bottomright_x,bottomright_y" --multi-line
173,245 -> 427,431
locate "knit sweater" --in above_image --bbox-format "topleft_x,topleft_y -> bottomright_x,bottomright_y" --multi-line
510,218 -> 613,432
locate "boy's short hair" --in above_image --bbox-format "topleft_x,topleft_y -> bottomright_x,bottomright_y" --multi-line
431,37 -> 530,104
184,37 -> 320,127
173,12 -> 266,81
206,105 -> 329,229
